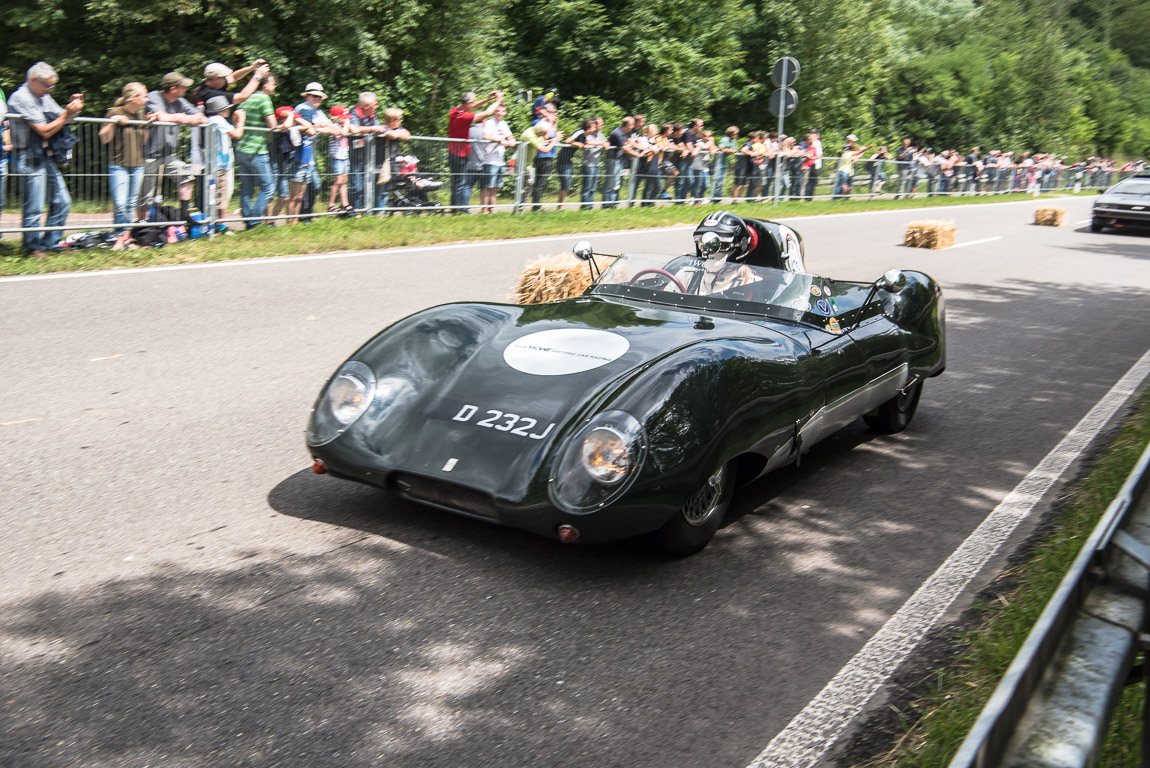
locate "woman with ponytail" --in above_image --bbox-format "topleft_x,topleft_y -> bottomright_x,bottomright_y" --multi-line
99,82 -> 149,233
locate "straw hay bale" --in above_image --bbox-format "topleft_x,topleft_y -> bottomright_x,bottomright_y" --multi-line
903,220 -> 957,250
511,253 -> 598,305
1033,207 -> 1066,227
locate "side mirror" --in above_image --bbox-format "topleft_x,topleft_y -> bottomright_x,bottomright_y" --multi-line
879,268 -> 907,293
698,231 -> 722,257
572,240 -> 594,261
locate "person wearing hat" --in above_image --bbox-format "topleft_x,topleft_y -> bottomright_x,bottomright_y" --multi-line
204,95 -> 245,224
191,59 -> 269,110
137,71 -> 206,223
292,82 -> 339,219
326,105 -> 353,214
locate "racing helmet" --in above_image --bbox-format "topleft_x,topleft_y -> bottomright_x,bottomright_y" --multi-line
693,211 -> 751,263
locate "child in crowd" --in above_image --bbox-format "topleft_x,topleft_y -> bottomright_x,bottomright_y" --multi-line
204,95 -> 244,224
327,105 -> 352,214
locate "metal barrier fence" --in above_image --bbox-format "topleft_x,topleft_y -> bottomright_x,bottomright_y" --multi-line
0,113 -> 1131,246
950,438 -> 1150,767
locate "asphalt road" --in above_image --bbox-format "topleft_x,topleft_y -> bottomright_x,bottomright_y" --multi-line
2,197 -> 1149,767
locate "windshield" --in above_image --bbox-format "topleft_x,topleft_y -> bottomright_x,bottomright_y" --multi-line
589,253 -> 876,328
1110,179 -> 1150,195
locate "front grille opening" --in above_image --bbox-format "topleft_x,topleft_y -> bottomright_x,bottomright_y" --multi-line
389,473 -> 499,520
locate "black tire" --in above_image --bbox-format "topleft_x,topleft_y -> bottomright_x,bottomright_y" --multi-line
864,379 -> 923,434
654,461 -> 736,557
1091,218 -> 1104,233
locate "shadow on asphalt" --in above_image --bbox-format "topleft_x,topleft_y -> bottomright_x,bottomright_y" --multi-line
3,279 -> 1149,768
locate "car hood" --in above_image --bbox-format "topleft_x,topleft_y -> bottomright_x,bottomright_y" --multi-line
342,297 -> 803,502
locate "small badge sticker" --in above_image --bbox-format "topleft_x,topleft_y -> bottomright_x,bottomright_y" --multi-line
790,298 -> 810,311
826,317 -> 841,333
815,299 -> 831,315
822,285 -> 832,296
810,285 -> 821,297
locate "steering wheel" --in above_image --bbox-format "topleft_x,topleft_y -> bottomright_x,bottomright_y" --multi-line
628,268 -> 688,293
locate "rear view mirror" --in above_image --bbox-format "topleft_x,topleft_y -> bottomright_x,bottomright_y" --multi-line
879,269 -> 907,293
572,241 -> 594,261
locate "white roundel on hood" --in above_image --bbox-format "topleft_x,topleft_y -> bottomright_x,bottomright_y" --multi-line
503,329 -> 630,376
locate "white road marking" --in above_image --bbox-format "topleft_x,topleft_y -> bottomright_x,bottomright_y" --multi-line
1075,220 -> 1091,226
946,236 -> 1004,249
746,345 -> 1150,768
0,197 -> 1075,284
90,354 -> 123,361
0,418 -> 40,427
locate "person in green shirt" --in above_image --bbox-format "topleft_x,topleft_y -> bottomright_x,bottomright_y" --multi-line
233,74 -> 278,227
712,125 -> 739,202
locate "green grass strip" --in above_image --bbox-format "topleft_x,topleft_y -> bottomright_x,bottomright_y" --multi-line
862,387 -> 1150,767
0,192 -> 1081,277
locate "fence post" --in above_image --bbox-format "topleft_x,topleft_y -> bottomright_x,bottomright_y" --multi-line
366,138 -> 376,215
626,156 -> 639,207
205,123 -> 217,239
512,143 -> 525,214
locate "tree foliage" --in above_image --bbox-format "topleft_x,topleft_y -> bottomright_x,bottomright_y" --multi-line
2,0 -> 1147,156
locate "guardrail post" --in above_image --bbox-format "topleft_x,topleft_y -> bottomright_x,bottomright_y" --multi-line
366,138 -> 376,216
205,124 -> 217,239
626,156 -> 639,207
512,143 -> 525,214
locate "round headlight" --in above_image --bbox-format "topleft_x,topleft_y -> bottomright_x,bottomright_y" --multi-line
581,427 -> 630,483
549,411 -> 647,514
329,372 -> 371,424
306,360 -> 378,446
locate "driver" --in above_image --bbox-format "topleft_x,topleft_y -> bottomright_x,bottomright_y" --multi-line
688,211 -> 762,295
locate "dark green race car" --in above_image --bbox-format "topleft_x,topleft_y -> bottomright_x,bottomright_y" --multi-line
307,215 -> 945,555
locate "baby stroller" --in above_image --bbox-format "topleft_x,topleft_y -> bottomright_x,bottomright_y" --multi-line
389,155 -> 443,213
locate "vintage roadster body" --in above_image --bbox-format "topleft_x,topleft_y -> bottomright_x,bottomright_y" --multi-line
307,219 -> 945,555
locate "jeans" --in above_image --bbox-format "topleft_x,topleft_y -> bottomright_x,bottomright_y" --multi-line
16,149 -> 71,252
692,169 -> 710,199
581,164 -> 600,209
531,156 -> 554,208
640,163 -> 660,207
711,158 -> 727,200
108,164 -> 144,233
235,151 -> 272,226
675,164 -> 694,200
832,170 -> 851,199
449,153 -> 471,211
803,168 -> 820,199
602,156 -> 622,206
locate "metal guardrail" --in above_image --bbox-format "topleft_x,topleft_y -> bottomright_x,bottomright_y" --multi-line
0,113 -> 1132,244
950,439 -> 1150,767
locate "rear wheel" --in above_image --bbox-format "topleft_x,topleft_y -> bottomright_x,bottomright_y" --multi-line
654,461 -> 736,557
864,380 -> 923,434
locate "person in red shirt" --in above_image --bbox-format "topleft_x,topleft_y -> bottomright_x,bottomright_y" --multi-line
448,90 -> 503,211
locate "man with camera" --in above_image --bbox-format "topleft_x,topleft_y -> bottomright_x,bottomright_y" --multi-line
7,61 -> 83,256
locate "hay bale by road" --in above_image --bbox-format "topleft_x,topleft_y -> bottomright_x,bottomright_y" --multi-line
904,220 -> 957,250
512,253 -> 598,305
1034,207 -> 1066,227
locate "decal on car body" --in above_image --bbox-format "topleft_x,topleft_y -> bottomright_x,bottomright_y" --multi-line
504,329 -> 629,376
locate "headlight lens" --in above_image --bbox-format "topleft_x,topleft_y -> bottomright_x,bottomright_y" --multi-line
550,411 -> 646,514
581,427 -> 631,483
307,360 -> 377,446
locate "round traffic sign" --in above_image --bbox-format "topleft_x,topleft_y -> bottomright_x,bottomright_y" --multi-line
771,56 -> 801,88
768,87 -> 798,118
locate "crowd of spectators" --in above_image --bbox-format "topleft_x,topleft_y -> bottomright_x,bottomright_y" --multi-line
1,63 -> 1146,254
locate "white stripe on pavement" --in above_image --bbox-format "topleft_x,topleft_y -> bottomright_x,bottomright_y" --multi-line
0,197 -> 1075,284
947,236 -> 1004,249
746,344 -> 1150,768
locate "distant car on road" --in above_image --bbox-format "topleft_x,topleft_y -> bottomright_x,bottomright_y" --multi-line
306,213 -> 946,555
1092,172 -> 1150,232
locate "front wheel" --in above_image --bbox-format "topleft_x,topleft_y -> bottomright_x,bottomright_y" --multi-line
654,461 -> 736,557
1090,218 -> 1104,233
864,379 -> 923,434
